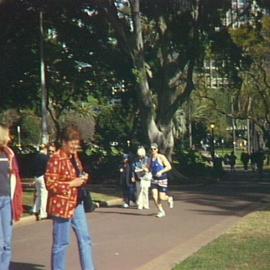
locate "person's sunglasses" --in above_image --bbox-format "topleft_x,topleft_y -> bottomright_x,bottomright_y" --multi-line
151,148 -> 157,150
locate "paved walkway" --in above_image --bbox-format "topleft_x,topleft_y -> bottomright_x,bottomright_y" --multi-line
11,170 -> 270,270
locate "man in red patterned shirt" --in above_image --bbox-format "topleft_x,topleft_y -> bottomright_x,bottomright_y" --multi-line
45,125 -> 95,270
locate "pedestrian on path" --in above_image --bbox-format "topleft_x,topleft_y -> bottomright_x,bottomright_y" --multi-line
0,123 -> 23,270
254,148 -> 265,177
32,143 -> 55,220
240,150 -> 249,171
45,125 -> 95,270
120,154 -> 136,208
228,151 -> 237,172
133,146 -> 151,210
250,151 -> 256,172
149,143 -> 173,218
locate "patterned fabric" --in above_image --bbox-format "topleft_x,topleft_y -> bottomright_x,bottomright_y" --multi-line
45,149 -> 83,219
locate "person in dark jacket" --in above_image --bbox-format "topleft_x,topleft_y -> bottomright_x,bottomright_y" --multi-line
120,154 -> 136,208
240,150 -> 250,171
228,151 -> 237,172
254,148 -> 265,177
32,143 -> 55,220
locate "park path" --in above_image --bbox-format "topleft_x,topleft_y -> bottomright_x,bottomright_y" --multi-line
11,170 -> 270,270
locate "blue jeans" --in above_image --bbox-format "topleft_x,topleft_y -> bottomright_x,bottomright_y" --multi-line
0,196 -> 13,270
51,203 -> 95,270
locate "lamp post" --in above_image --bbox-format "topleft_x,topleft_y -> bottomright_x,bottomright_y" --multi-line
210,123 -> 215,159
40,11 -> 49,145
221,138 -> 224,155
17,126 -> 21,148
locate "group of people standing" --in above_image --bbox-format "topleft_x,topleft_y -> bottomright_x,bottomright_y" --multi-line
0,121 -> 175,270
240,149 -> 265,175
0,123 -> 95,270
223,149 -> 266,175
120,143 -> 174,218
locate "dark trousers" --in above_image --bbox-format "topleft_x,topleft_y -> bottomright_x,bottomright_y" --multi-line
123,184 -> 136,204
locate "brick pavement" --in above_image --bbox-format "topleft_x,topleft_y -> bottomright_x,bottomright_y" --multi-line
12,170 -> 270,270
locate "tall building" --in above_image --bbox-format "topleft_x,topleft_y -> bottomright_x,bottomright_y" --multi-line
203,0 -> 269,89
225,0 -> 267,28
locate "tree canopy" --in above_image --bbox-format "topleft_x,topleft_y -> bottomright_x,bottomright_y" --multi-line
0,0 -> 269,153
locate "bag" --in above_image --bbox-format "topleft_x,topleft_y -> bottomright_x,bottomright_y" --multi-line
80,188 -> 96,213
141,172 -> 152,181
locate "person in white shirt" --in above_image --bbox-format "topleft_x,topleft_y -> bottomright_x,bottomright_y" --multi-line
132,147 -> 151,210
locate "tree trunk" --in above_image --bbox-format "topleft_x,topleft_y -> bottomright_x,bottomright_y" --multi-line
100,0 -> 196,158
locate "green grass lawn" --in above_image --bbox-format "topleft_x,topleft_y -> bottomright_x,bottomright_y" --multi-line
173,206 -> 270,270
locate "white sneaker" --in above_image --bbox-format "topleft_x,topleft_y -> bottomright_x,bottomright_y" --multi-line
129,201 -> 137,207
168,196 -> 174,208
156,211 -> 166,218
123,203 -> 129,208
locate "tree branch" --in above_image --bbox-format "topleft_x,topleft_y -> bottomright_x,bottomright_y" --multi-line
93,0 -> 134,59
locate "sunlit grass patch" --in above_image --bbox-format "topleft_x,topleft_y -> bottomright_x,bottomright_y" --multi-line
173,206 -> 270,270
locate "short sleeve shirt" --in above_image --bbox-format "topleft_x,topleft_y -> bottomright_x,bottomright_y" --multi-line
0,152 -> 10,196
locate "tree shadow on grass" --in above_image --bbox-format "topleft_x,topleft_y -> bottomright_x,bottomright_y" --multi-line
10,262 -> 45,270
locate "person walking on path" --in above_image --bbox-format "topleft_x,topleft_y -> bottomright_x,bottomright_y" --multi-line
149,143 -> 173,218
0,123 -> 23,270
250,151 -> 256,172
240,150 -> 250,171
120,154 -> 136,208
254,148 -> 265,177
133,146 -> 151,210
45,125 -> 95,270
228,151 -> 237,172
32,143 -> 55,220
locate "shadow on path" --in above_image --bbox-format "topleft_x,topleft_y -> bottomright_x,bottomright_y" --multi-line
174,170 -> 270,216
94,209 -> 155,217
91,170 -> 270,218
10,262 -> 45,270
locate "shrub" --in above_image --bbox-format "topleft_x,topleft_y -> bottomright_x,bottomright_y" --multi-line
174,148 -> 211,177
81,143 -> 123,184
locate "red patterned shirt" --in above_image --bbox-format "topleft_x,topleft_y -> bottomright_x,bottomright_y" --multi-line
45,149 -> 83,219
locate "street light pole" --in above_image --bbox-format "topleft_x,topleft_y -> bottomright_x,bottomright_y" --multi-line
40,11 -> 49,145
17,126 -> 21,148
210,123 -> 215,159
247,118 -> 251,152
188,98 -> 193,149
221,138 -> 224,155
